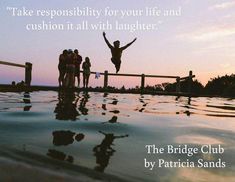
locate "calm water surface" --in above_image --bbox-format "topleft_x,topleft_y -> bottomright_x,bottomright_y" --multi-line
0,91 -> 235,182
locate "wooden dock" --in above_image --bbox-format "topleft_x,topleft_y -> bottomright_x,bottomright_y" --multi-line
0,60 -> 196,96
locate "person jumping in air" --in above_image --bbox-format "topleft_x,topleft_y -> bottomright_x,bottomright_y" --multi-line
103,32 -> 137,73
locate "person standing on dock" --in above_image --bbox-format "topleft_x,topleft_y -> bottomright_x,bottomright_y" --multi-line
58,50 -> 68,87
74,49 -> 83,88
82,57 -> 91,88
64,50 -> 76,88
103,32 -> 137,73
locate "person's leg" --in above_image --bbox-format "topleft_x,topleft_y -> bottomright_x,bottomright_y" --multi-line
72,73 -> 75,88
68,74 -> 72,88
58,70 -> 63,87
111,58 -> 120,73
83,74 -> 86,88
86,74 -> 90,88
77,72 -> 80,88
58,75 -> 61,87
115,61 -> 121,73
61,71 -> 66,87
64,73 -> 69,88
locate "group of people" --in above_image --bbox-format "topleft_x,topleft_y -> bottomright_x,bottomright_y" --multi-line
58,49 -> 91,88
58,32 -> 137,88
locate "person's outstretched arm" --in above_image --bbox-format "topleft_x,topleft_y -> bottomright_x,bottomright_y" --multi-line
103,32 -> 112,49
121,38 -> 137,50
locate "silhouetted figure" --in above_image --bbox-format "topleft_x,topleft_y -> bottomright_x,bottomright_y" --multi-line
103,32 -> 137,73
93,131 -> 128,172
82,57 -> 91,88
64,50 -> 76,88
54,91 -> 79,121
74,49 -> 83,88
58,50 -> 68,87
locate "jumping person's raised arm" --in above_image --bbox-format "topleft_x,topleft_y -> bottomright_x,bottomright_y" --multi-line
103,32 -> 113,49
121,38 -> 137,50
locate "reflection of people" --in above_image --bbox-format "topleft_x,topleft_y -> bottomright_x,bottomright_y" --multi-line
103,32 -> 137,73
74,49 -> 83,88
93,131 -> 128,172
82,57 -> 91,88
54,91 -> 79,121
78,91 -> 90,115
52,130 -> 85,146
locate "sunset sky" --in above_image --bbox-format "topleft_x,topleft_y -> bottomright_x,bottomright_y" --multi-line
0,0 -> 234,88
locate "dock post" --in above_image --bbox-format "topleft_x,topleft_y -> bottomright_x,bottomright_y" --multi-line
25,62 -> 32,86
176,77 -> 181,93
188,70 -> 193,95
104,70 -> 108,89
141,74 -> 145,92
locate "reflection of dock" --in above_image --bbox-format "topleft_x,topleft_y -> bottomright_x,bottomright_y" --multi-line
1,60 -> 197,96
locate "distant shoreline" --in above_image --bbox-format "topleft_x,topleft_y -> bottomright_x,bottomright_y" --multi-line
0,84 -> 234,99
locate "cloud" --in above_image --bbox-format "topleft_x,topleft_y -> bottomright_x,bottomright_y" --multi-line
209,1 -> 235,10
220,63 -> 231,69
177,25 -> 235,42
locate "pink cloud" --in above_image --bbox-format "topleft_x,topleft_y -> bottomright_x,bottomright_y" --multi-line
209,1 -> 235,10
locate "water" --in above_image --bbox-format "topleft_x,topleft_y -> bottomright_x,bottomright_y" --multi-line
0,91 -> 235,181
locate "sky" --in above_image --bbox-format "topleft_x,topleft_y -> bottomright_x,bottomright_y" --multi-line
0,0 -> 234,88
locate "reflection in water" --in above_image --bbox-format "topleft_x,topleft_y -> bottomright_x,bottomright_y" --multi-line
93,131 -> 129,172
53,130 -> 75,146
49,130 -> 85,164
52,130 -> 85,146
78,92 -> 90,115
110,98 -> 118,105
1,92 -> 235,181
109,110 -> 120,114
134,96 -> 150,113
54,91 -> 79,121
108,116 -> 118,123
102,116 -> 118,124
102,104 -> 107,110
103,92 -> 108,98
206,104 -> 235,111
47,149 -> 74,163
188,97 -> 191,105
23,92 -> 32,111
